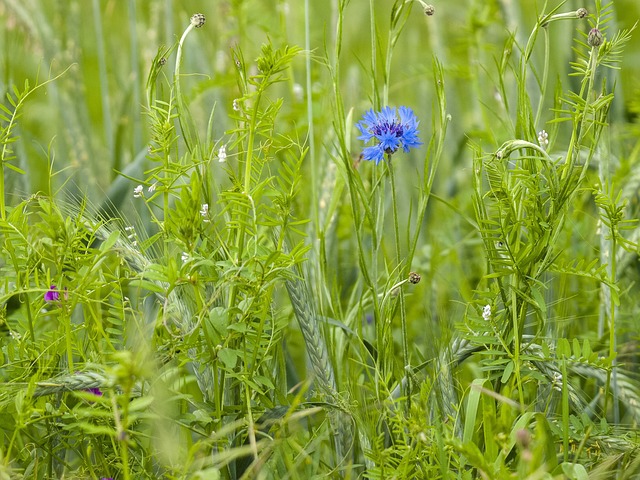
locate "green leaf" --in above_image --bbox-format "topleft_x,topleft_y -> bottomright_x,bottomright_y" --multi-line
463,379 -> 487,446
129,396 -> 155,412
557,338 -> 571,359
218,348 -> 238,369
582,339 -> 591,360
100,229 -> 120,252
560,462 -> 589,480
501,360 -> 514,384
572,338 -> 581,359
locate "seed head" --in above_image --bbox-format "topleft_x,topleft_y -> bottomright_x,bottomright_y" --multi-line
190,13 -> 206,28
576,8 -> 588,19
408,272 -> 422,284
424,5 -> 435,16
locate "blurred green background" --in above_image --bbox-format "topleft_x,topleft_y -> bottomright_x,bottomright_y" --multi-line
2,0 -> 638,198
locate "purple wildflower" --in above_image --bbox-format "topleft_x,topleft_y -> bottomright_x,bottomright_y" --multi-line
44,285 -> 68,303
44,285 -> 60,302
356,106 -> 422,164
86,387 -> 103,396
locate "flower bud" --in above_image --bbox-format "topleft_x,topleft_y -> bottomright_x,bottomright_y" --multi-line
516,429 -> 531,449
409,272 -> 422,284
576,8 -> 588,18
588,28 -> 603,47
424,5 -> 435,16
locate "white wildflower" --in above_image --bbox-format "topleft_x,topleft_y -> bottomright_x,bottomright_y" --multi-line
148,183 -> 157,193
181,252 -> 190,263
218,145 -> 227,163
232,99 -> 240,111
538,130 -> 549,149
125,226 -> 136,241
200,203 -> 210,222
133,185 -> 144,198
482,304 -> 492,321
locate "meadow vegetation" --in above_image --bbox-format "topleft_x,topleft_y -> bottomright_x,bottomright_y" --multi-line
1,0 -> 640,478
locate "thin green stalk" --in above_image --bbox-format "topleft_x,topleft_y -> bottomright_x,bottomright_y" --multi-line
603,234 -> 618,421
128,0 -> 142,155
533,27 -> 550,130
388,158 -> 410,409
304,0 -> 318,231
561,358 -> 569,462
368,0 -> 379,109
112,392 -> 131,480
92,0 -> 114,163
511,289 -> 524,407
64,314 -> 74,373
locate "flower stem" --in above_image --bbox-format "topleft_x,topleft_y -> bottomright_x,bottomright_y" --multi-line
388,156 -> 410,409
63,305 -> 74,373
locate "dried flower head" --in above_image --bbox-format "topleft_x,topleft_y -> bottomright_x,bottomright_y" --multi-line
356,106 -> 422,164
424,4 -> 435,16
190,13 -> 206,28
408,272 -> 422,284
576,8 -> 588,18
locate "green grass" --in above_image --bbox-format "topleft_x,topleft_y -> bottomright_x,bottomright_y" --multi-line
1,0 -> 640,478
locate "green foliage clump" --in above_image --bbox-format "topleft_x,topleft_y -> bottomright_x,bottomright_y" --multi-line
1,1 -> 640,479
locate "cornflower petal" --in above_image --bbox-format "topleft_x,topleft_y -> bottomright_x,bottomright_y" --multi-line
362,145 -> 385,164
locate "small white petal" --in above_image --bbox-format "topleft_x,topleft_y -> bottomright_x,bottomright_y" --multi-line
218,145 -> 227,163
133,185 -> 144,198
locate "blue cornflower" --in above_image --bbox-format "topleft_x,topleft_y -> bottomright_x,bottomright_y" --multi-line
356,106 -> 422,165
